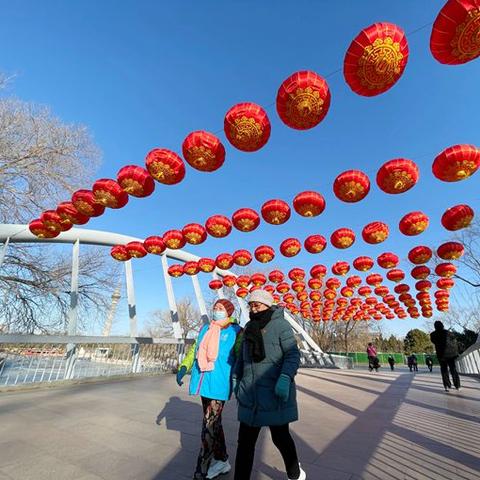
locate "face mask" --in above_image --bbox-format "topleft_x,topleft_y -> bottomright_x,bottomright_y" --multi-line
213,310 -> 227,321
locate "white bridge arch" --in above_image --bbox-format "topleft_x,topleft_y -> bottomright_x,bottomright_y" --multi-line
0,224 -> 324,358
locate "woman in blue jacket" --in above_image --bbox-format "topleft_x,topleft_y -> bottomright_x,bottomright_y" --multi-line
176,298 -> 242,480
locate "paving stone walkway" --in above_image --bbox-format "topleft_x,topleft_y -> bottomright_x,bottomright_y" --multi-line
0,367 -> 479,480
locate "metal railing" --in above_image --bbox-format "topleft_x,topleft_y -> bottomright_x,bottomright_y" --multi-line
299,349 -> 353,369
456,340 -> 480,376
0,335 -> 184,387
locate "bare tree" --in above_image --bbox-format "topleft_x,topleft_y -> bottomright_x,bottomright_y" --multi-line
143,297 -> 203,340
0,81 -> 118,333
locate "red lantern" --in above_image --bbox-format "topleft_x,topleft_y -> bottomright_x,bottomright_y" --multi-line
341,286 -> 354,298
126,241 -> 147,258
183,262 -> 200,276
304,234 -> 327,254
430,1 -> 480,64
362,221 -> 389,244
232,208 -> 260,232
416,280 -> 432,292
433,144 -> 480,182
308,278 -> 323,290
411,265 -> 431,280
292,281 -> 306,293
287,268 -> 304,282
269,270 -> 285,283
222,275 -> 237,287
163,230 -> 186,249
198,258 -> 216,273
399,211 -> 429,236
344,22 -> 409,96
224,102 -> 270,152
333,170 -> 370,203
92,179 -> 129,209
386,268 -> 405,283
40,210 -> 69,233
326,277 -> 341,290
437,241 -> 465,260
117,165 -> 155,198
280,238 -> 301,257
216,253 -> 234,270
375,286 -> 389,297
395,284 -> 410,294
145,148 -> 186,185
435,290 -> 450,300
264,285 -> 275,295
309,291 -> 322,302
277,282 -> 290,294
408,246 -> 433,265
330,228 -> 355,249
233,249 -> 253,266
376,159 -> 419,194
324,289 -> 336,300
441,204 -> 474,231
179,223 -> 206,245
435,263 -> 457,278
377,252 -> 399,269
276,70 -> 331,129
293,191 -> 326,217
332,261 -> 350,276
251,273 -> 267,287
346,275 -> 362,289
56,202 -> 89,226
358,286 -> 372,297
437,278 -> 455,290
111,245 -> 130,261
298,293 -> 309,303
353,256 -> 374,272
143,236 -> 166,255
236,287 -> 249,298
366,274 -> 383,287
310,264 -> 327,279
254,245 -> 275,263
28,219 -> 58,239
261,199 -> 291,225
182,131 -> 225,172
209,279 -> 223,290
72,190 -> 105,217
236,275 -> 251,288
205,215 -> 232,238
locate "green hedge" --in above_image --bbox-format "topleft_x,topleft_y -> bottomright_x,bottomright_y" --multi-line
328,352 -> 439,365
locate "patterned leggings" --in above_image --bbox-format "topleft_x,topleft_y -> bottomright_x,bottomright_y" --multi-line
194,396 -> 228,476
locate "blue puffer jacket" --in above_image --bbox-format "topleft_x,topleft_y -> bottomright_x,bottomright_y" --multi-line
181,320 -> 242,401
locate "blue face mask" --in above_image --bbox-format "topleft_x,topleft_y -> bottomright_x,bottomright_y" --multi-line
213,310 -> 227,321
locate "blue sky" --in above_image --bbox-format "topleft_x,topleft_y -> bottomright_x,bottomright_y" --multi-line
1,1 -> 479,337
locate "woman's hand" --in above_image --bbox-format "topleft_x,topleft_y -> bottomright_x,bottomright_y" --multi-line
274,373 -> 291,402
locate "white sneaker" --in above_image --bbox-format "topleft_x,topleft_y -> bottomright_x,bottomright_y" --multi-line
288,465 -> 306,480
206,459 -> 231,479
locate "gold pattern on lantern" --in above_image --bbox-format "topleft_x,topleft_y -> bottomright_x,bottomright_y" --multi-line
188,146 -> 215,168
286,246 -> 300,255
407,220 -> 428,234
236,218 -> 256,231
150,161 -> 175,182
257,254 -> 272,263
209,225 -> 228,237
451,9 -> 480,61
74,200 -> 94,216
384,171 -> 414,191
358,37 -> 403,90
230,116 -> 263,150
339,181 -> 365,200
165,239 -> 181,249
184,232 -> 202,244
120,178 -> 143,195
285,87 -> 324,129
296,204 -> 320,217
339,236 -> 354,248
94,190 -> 118,208
266,210 -> 287,224
454,214 -> 473,230
445,160 -> 477,180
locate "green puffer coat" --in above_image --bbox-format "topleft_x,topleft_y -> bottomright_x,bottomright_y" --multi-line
234,306 -> 300,427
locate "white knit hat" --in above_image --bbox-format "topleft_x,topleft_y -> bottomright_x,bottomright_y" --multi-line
248,289 -> 274,307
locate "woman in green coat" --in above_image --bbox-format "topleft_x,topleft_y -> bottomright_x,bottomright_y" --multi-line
233,289 -> 306,480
